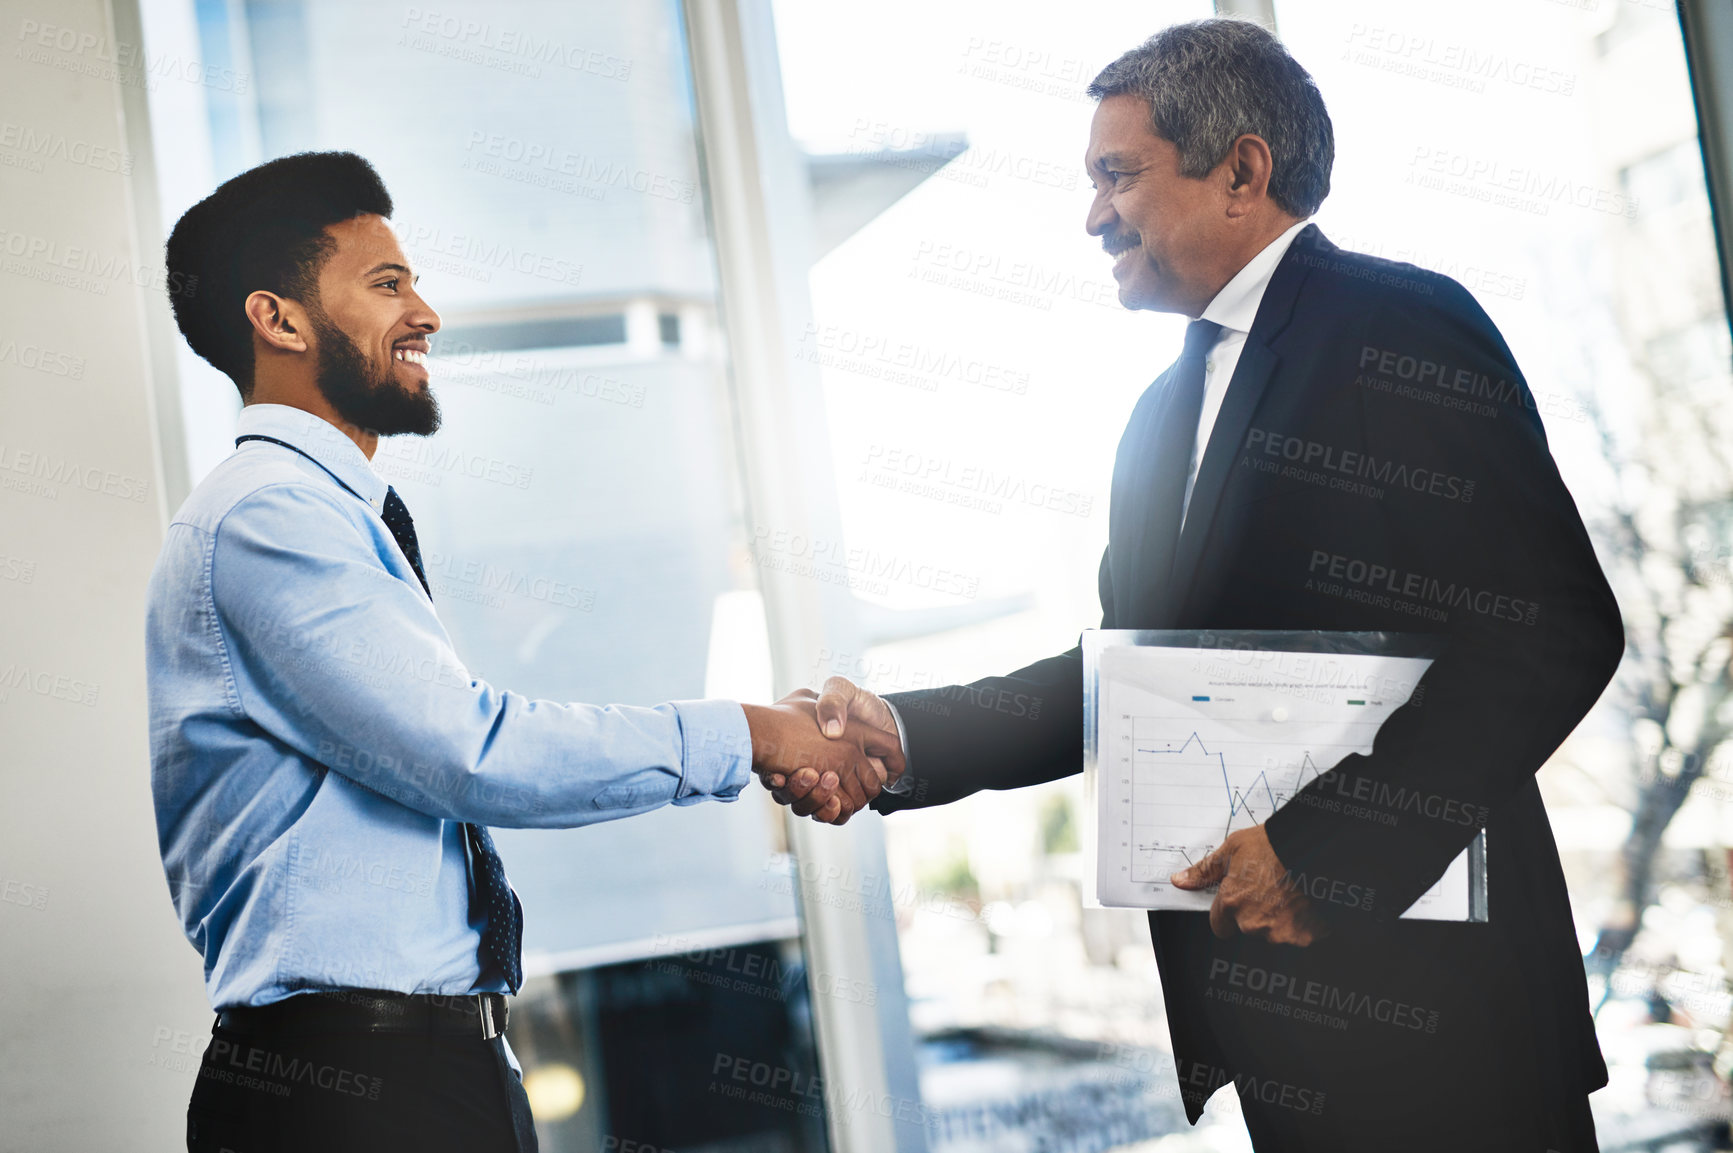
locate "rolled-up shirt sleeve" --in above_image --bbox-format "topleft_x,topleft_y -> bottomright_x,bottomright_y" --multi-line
209,482 -> 752,827
667,697 -> 755,803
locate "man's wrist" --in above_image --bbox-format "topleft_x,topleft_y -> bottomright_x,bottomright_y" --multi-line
674,699 -> 755,802
880,699 -> 915,795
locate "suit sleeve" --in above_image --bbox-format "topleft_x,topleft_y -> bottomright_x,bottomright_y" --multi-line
1261,281 -> 1624,924
873,549 -> 1116,813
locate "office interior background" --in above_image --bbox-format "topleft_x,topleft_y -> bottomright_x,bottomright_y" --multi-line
3,0 -> 1733,1149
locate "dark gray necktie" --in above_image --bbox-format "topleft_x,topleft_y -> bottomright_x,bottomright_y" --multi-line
1144,318 -> 1224,582
380,486 -> 523,992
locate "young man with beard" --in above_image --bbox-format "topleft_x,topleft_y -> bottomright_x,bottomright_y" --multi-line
147,151 -> 897,1152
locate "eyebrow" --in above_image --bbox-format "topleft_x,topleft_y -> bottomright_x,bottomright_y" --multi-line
362,261 -> 417,281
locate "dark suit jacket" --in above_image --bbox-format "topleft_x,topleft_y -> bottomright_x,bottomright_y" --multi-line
876,226 -> 1623,1138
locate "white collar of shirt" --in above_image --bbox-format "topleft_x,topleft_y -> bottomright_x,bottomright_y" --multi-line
1198,217 -> 1312,335
235,403 -> 389,514
1180,218 -> 1311,527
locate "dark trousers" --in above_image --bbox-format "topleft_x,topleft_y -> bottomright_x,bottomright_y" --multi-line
1193,946 -> 1603,1153
1234,1077 -> 1600,1153
186,1023 -> 537,1152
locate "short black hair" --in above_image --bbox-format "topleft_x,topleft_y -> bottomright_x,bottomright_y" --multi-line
165,151 -> 393,398
1088,19 -> 1333,218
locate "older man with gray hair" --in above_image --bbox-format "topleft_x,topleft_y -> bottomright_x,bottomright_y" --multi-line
778,17 -> 1622,1152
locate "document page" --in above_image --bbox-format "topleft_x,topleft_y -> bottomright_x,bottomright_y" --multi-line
1089,640 -> 1476,919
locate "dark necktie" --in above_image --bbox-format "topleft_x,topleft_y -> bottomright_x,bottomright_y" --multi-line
379,486 -> 523,992
1145,318 -> 1224,577
462,824 -> 524,992
380,487 -> 432,598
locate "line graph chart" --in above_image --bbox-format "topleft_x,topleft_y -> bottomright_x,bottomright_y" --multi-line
1088,640 -> 1452,913
1128,725 -> 1371,883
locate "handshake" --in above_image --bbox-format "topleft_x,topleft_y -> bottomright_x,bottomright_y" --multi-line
738,675 -> 1325,945
740,677 -> 899,825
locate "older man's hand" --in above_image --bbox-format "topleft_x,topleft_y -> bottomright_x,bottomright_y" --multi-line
1170,826 -> 1328,947
811,676 -> 901,751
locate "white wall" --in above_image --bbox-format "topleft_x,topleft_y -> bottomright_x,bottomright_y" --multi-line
0,0 -> 211,1148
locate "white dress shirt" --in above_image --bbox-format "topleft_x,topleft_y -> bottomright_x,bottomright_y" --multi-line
1182,217 -> 1311,527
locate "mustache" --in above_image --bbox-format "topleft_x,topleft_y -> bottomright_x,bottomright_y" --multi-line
1102,230 -> 1141,256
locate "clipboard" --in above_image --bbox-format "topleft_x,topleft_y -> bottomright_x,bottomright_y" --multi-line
1082,629 -> 1487,921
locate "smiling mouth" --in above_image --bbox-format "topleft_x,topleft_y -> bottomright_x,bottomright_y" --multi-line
393,348 -> 427,366
1103,233 -> 1140,260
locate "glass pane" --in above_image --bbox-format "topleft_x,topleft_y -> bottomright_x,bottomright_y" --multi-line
138,1 -> 828,1148
1271,0 -> 1732,1142
779,0 -> 1733,1148
773,2 -> 1241,1150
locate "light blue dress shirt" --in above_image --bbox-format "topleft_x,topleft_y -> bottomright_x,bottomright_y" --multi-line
146,404 -> 753,1009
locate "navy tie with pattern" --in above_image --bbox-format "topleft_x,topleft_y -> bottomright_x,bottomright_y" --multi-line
380,486 -> 524,992
380,486 -> 432,598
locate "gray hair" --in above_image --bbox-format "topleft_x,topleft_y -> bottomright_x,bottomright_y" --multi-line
1087,18 -> 1333,218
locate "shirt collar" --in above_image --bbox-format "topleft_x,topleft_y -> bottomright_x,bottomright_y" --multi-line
235,404 -> 389,514
1198,217 -> 1312,336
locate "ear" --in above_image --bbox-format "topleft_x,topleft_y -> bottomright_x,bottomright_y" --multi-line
244,290 -> 308,354
1222,133 -> 1276,219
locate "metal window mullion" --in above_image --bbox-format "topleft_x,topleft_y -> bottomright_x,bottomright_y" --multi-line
680,3 -> 928,1151
1679,0 -> 1733,348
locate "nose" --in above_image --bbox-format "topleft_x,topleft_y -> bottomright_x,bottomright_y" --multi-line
405,287 -> 440,334
1086,185 -> 1115,239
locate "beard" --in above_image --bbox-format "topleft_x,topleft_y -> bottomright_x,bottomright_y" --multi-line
306,302 -> 440,438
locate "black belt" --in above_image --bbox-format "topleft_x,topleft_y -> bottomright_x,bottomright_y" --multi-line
215,990 -> 510,1039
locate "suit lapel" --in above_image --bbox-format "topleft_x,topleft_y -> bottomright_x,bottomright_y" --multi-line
1109,362 -> 1179,625
1160,224 -> 1325,621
